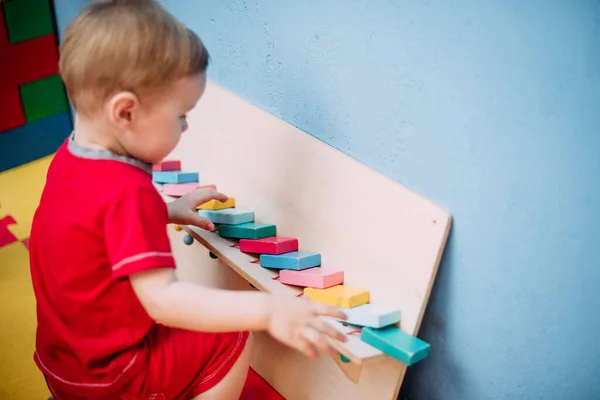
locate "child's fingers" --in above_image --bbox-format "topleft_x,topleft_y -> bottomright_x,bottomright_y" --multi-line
188,188 -> 229,205
212,192 -> 229,202
301,327 -> 338,358
313,303 -> 347,320
190,213 -> 215,231
295,335 -> 319,360
312,318 -> 348,343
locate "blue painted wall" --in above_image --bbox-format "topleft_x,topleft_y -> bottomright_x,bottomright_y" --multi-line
54,1 -> 600,398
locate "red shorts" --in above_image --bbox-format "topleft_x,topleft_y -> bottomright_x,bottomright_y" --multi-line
47,326 -> 250,400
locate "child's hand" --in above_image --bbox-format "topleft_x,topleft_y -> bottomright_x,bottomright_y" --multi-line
167,188 -> 229,231
267,295 -> 348,360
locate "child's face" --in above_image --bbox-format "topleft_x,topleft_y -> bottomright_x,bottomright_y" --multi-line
117,73 -> 206,164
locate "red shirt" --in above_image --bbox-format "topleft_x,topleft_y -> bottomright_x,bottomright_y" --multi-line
29,137 -> 176,397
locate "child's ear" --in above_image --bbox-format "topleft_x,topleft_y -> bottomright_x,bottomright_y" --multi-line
107,92 -> 139,128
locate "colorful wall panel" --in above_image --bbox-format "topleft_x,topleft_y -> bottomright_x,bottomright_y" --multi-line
0,0 -> 72,172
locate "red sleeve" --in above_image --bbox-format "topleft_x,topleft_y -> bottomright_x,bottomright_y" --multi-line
104,186 -> 176,278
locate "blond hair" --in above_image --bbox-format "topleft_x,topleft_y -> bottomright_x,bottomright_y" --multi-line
59,0 -> 209,115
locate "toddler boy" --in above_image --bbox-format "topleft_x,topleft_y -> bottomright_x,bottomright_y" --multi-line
29,1 -> 346,399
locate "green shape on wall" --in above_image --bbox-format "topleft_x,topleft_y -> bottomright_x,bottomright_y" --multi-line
2,0 -> 55,44
20,75 -> 69,123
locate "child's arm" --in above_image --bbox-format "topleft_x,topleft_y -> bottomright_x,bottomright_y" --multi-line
130,267 -> 271,331
151,188 -> 347,358
130,268 -> 348,360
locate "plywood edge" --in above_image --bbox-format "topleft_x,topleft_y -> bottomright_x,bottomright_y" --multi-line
177,222 -> 386,366
183,223 -> 296,295
411,211 -> 452,336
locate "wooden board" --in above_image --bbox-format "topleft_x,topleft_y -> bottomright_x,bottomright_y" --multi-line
178,224 -> 384,363
163,81 -> 452,399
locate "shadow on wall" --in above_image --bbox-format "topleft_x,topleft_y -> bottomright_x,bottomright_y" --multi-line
399,231 -> 464,399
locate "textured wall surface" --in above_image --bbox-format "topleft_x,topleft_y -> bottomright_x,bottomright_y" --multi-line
53,1 -> 600,398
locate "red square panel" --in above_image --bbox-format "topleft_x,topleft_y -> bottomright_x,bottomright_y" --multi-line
0,11 -> 59,90
0,86 -> 26,132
